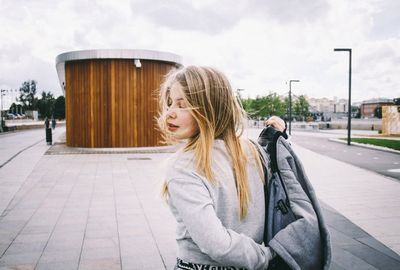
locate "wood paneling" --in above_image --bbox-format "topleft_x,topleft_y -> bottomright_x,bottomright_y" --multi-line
65,59 -> 174,147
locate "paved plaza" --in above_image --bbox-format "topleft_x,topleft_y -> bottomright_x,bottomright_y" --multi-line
0,127 -> 399,269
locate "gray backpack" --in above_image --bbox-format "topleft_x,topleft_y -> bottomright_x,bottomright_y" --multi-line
256,126 -> 331,270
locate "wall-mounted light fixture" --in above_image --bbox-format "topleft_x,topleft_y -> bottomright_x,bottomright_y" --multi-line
134,59 -> 142,68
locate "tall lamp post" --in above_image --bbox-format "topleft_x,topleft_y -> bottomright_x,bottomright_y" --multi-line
288,79 -> 300,135
236,88 -> 244,99
236,88 -> 245,106
334,48 -> 352,145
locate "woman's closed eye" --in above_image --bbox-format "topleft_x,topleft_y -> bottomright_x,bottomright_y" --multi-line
167,98 -> 187,109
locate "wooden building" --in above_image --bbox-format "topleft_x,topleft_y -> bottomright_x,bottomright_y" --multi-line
56,49 -> 182,147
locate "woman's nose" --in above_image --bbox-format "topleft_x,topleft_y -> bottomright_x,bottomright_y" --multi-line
166,109 -> 177,119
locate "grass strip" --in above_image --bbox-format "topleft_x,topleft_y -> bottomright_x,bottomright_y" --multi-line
340,138 -> 400,151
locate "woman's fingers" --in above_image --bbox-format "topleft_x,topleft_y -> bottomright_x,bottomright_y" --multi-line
265,116 -> 285,132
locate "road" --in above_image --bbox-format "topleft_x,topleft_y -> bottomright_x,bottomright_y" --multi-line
289,130 -> 400,181
0,127 -> 64,168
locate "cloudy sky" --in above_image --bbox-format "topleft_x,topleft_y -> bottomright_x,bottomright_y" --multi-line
1,0 -> 399,108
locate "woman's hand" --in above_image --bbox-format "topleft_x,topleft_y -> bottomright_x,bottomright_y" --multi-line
265,116 -> 286,133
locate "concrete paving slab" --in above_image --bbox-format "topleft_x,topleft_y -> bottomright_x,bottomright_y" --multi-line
331,246 -> 378,270
0,251 -> 42,268
341,244 -> 400,270
36,260 -> 79,270
291,143 -> 400,255
356,237 -> 400,262
79,258 -> 121,270
1,128 -> 400,269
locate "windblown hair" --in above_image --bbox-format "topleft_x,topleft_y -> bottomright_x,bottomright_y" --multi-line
158,66 -> 263,219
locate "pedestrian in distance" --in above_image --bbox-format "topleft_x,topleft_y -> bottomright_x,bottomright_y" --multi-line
44,117 -> 50,129
157,66 -> 285,270
51,116 -> 56,130
44,117 -> 52,145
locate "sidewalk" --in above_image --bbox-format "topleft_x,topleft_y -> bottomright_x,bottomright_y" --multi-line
0,129 -> 399,269
1,120 -> 65,132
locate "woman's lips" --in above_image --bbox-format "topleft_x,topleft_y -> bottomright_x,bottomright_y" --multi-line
167,123 -> 179,131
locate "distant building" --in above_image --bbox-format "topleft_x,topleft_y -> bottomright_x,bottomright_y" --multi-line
360,98 -> 393,118
307,97 -> 348,117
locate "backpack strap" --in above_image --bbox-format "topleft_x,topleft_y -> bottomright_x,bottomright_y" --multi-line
257,126 -> 288,173
258,126 -> 292,209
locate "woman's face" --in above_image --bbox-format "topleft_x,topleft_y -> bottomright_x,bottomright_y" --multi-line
165,82 -> 199,140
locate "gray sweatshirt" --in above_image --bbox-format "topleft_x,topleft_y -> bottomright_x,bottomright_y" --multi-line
166,139 -> 274,270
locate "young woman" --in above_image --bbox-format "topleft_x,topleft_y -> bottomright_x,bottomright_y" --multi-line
158,66 -> 285,270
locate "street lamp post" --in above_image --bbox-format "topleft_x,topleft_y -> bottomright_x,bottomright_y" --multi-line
334,48 -> 352,145
288,80 -> 300,135
236,88 -> 244,98
236,88 -> 244,105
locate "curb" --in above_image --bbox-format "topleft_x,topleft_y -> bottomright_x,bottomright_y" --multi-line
46,132 -> 181,155
328,138 -> 400,155
45,144 -> 179,155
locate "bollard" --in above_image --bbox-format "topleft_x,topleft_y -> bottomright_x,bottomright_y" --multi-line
46,128 -> 52,145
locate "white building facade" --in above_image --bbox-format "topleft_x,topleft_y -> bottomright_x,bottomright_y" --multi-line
307,97 -> 348,114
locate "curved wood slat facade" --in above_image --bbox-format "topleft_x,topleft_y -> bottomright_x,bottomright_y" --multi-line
65,59 -> 175,147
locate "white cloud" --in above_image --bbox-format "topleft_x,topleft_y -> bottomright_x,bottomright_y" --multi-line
0,0 -> 399,109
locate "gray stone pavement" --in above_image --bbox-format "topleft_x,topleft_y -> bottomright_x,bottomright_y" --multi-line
0,127 -> 399,269
0,128 -> 64,217
291,140 -> 400,255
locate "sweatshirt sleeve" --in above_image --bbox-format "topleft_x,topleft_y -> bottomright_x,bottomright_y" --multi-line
167,172 -> 273,270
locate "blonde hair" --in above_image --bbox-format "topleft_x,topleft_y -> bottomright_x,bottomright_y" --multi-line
158,66 -> 263,219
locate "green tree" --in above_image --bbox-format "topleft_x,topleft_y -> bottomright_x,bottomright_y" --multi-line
242,95 -> 262,118
18,80 -> 38,110
241,97 -> 252,113
241,93 -> 286,119
36,91 -> 55,118
53,96 -> 65,120
293,95 -> 310,120
351,105 -> 361,118
252,95 -> 268,118
266,93 -> 286,117
9,103 -> 17,114
283,97 -> 289,121
9,103 -> 23,115
374,106 -> 382,118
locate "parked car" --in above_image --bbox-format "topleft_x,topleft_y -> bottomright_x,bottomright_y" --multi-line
6,113 -> 16,119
